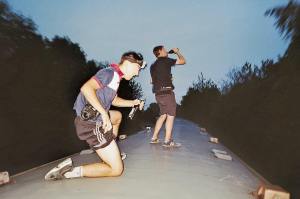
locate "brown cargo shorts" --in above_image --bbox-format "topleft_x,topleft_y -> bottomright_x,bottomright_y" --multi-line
74,116 -> 114,150
155,91 -> 176,116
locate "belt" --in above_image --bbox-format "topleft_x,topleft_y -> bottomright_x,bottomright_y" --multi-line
155,87 -> 173,95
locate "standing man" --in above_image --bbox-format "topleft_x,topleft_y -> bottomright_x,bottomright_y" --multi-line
150,46 -> 186,147
45,51 -> 145,180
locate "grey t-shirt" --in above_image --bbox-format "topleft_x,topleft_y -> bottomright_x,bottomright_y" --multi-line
73,66 -> 122,122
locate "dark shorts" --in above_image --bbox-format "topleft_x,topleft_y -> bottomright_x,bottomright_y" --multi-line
155,91 -> 176,116
74,117 -> 114,150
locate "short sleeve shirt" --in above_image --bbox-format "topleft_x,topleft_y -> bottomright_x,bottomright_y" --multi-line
73,64 -> 123,122
150,57 -> 176,93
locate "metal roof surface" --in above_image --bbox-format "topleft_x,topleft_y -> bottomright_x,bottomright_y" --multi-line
0,119 -> 262,199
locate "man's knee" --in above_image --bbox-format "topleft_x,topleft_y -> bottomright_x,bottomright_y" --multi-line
167,114 -> 175,119
110,162 -> 124,176
160,114 -> 167,120
111,110 -> 122,125
115,111 -> 122,123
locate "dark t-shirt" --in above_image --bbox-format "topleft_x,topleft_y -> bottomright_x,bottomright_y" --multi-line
150,57 -> 176,93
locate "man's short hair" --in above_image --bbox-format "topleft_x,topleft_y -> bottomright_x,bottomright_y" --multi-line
153,45 -> 164,57
120,51 -> 146,68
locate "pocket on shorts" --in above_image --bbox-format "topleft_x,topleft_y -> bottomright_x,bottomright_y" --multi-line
74,117 -> 95,140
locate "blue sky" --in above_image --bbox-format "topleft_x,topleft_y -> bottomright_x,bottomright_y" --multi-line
8,0 -> 290,105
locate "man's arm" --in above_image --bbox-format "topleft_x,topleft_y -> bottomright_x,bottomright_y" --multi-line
80,78 -> 111,131
112,96 -> 144,110
172,48 -> 186,65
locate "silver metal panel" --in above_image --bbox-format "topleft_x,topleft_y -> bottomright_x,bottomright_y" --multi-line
0,119 -> 261,199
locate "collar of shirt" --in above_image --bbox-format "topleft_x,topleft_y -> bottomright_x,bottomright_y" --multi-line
110,63 -> 124,79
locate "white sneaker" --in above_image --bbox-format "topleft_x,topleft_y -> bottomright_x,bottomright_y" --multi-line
149,138 -> 160,144
79,149 -> 95,155
121,152 -> 127,160
45,158 -> 73,180
162,140 -> 181,148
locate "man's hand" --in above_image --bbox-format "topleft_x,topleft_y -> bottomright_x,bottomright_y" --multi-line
101,112 -> 112,133
172,48 -> 186,65
171,48 -> 179,54
132,99 -> 145,110
139,100 -> 145,110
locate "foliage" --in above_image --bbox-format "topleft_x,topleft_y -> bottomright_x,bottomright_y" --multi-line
178,1 -> 300,197
0,0 -> 143,174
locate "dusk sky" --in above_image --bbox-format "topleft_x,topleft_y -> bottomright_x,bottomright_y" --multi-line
8,0 -> 290,106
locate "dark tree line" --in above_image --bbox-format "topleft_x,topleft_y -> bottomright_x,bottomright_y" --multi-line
0,0 -> 144,174
178,1 -> 300,198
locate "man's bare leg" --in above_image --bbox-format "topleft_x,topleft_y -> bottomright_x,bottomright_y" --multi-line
82,140 -> 123,177
109,110 -> 127,159
109,110 -> 122,138
64,111 -> 123,179
164,115 -> 175,142
151,114 -> 167,140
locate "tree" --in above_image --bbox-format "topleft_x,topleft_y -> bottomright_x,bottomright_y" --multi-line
265,0 -> 300,58
0,0 -> 146,175
265,0 -> 300,41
